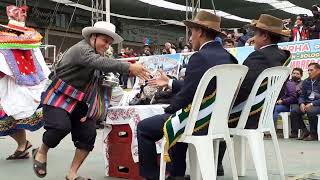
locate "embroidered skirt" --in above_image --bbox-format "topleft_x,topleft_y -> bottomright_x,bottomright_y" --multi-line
0,108 -> 43,136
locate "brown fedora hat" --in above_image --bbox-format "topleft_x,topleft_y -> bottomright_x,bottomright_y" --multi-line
253,14 -> 289,37
183,10 -> 221,33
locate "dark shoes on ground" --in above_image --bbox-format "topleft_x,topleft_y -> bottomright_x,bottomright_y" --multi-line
297,130 -> 310,140
303,134 -> 318,141
289,133 -> 298,138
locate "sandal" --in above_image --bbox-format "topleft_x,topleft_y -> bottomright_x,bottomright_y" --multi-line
6,140 -> 32,160
32,148 -> 47,178
65,176 -> 92,180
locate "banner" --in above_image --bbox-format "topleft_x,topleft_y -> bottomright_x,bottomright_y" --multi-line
133,54 -> 181,89
228,39 -> 320,71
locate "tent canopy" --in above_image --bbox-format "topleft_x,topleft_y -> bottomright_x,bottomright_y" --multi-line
48,0 -> 319,28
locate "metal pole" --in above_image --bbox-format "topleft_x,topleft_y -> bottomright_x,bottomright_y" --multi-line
211,0 -> 216,14
186,0 -> 188,45
191,0 -> 195,19
91,0 -> 94,25
105,0 -> 110,22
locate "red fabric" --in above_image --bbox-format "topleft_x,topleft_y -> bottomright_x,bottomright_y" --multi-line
292,27 -> 309,41
11,49 -> 36,75
6,5 -> 28,22
0,72 -> 5,78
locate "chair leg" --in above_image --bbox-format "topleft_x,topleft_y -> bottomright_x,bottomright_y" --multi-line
213,140 -> 220,173
225,136 -> 239,180
192,139 -> 217,180
280,112 -> 289,139
270,129 -> 285,180
188,144 -> 201,180
247,132 -> 268,180
233,136 -> 247,176
159,142 -> 167,180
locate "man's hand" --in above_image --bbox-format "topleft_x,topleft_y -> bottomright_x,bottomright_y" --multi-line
305,103 -> 313,112
147,70 -> 170,88
129,63 -> 150,80
276,99 -> 283,104
80,117 -> 87,123
300,104 -> 306,113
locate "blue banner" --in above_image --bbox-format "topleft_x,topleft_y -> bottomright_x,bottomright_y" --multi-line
228,39 -> 320,70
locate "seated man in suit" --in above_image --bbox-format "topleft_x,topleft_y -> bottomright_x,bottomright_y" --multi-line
148,14 -> 291,177
137,11 -> 238,180
290,63 -> 320,141
228,14 -> 291,129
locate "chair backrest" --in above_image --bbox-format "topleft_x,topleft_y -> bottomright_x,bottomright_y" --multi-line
182,64 -> 248,138
236,66 -> 291,130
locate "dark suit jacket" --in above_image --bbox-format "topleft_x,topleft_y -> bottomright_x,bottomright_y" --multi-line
164,41 -> 238,114
230,45 -> 291,128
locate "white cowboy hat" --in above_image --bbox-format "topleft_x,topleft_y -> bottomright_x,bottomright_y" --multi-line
82,21 -> 123,44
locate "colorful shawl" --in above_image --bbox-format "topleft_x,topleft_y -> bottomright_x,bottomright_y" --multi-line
0,49 -> 46,86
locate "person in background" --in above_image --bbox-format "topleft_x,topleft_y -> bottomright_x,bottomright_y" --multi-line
273,68 -> 303,131
237,24 -> 255,47
118,48 -> 126,57
223,38 -> 235,48
308,5 -> 320,39
181,44 -> 192,53
291,15 -> 309,41
162,42 -> 176,54
142,44 -> 153,56
290,63 -> 320,141
227,33 -> 234,39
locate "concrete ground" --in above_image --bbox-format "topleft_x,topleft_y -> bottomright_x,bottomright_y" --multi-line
0,128 -> 320,180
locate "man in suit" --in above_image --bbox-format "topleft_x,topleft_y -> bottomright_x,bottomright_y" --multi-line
148,14 -> 291,177
137,11 -> 238,180
221,14 -> 291,172
228,14 -> 291,129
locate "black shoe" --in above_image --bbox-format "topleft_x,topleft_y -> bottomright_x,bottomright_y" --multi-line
217,164 -> 224,176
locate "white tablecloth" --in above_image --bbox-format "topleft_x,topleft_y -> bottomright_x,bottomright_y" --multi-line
103,104 -> 168,176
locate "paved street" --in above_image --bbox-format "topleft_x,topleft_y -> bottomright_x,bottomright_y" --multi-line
0,128 -> 320,180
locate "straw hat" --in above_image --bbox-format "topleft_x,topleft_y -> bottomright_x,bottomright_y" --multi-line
82,21 -> 123,44
183,10 -> 221,33
253,14 -> 289,37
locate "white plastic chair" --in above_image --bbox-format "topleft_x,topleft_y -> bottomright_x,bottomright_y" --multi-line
279,112 -> 290,139
159,64 -> 249,180
230,66 -> 290,180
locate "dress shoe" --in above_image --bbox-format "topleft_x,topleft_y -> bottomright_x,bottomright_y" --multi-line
297,131 -> 310,140
176,165 -> 224,179
289,134 -> 298,138
303,134 -> 318,141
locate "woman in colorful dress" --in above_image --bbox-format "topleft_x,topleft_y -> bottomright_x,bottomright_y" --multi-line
0,5 -> 50,160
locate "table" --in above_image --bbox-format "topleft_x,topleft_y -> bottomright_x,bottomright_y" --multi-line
103,104 -> 168,176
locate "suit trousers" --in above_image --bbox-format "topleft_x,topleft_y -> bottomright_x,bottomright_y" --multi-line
290,104 -> 320,134
137,113 -> 226,179
137,113 -> 188,179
